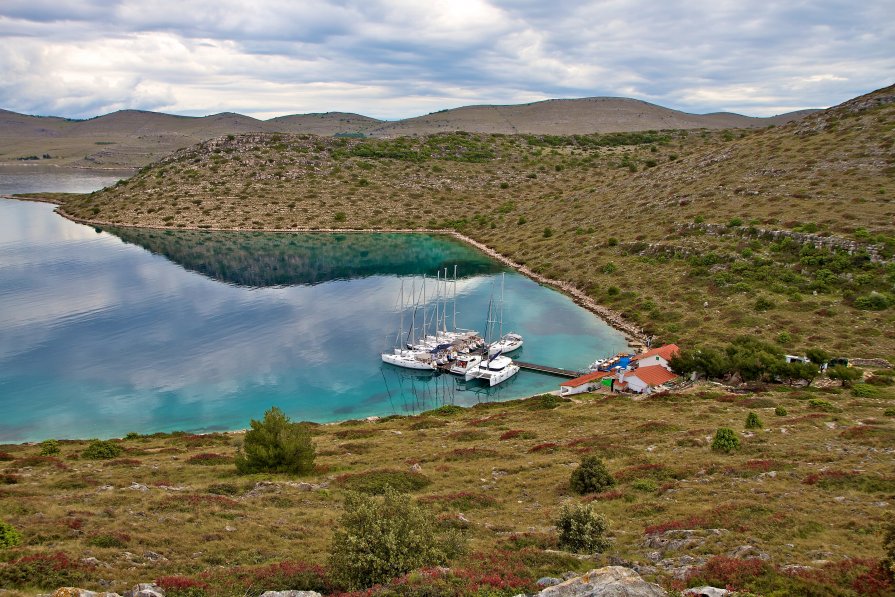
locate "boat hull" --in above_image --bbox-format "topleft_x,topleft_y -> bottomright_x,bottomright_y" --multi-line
381,352 -> 436,371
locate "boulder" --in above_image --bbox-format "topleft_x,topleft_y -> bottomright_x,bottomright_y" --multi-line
683,588 -> 729,597
123,584 -> 164,597
259,592 -> 322,597
52,590 -> 122,597
537,577 -> 563,587
535,566 -> 666,596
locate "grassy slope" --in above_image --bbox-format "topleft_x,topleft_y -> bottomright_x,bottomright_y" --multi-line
0,383 -> 893,595
59,84 -> 895,358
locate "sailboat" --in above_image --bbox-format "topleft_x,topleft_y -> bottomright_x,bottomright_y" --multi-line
486,273 -> 524,357
464,277 -> 520,386
381,278 -> 437,371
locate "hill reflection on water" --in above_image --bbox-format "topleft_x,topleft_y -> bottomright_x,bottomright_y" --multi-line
106,227 -> 506,287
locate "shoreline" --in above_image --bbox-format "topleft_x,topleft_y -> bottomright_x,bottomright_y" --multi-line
42,201 -> 647,345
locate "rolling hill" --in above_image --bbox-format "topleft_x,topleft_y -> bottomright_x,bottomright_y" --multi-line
0,96 -> 816,169
58,83 -> 895,357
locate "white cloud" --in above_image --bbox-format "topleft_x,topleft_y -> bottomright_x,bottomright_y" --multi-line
0,0 -> 892,119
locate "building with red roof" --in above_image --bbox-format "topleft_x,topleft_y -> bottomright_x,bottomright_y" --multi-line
631,344 -> 680,371
559,370 -> 611,396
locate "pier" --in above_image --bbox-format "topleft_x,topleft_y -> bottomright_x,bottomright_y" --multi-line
436,360 -> 581,378
514,361 -> 580,378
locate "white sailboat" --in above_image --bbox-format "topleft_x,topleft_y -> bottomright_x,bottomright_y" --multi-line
465,278 -> 520,386
381,278 -> 436,371
487,273 -> 523,357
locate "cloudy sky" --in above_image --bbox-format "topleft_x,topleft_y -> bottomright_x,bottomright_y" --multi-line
1,0 -> 892,120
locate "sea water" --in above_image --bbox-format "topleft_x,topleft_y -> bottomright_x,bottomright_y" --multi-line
0,190 -> 628,443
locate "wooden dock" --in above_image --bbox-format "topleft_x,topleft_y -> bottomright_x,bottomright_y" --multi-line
436,360 -> 581,379
514,361 -> 580,378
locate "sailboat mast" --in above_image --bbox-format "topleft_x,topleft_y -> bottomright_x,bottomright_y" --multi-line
499,272 -> 505,340
397,278 -> 404,349
442,267 -> 449,334
452,265 -> 457,332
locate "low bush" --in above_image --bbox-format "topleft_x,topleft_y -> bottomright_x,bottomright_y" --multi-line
329,488 -> 464,589
745,411 -> 763,429
711,428 -> 740,453
155,576 -> 209,597
423,404 -> 465,417
775,406 -> 788,416
0,520 -> 21,548
0,452 -> 14,461
39,439 -> 60,455
631,478 -> 658,492
87,533 -> 129,548
555,503 -> 610,553
526,394 -> 569,410
82,440 -> 123,460
807,398 -> 841,412
0,552 -> 88,589
852,383 -> 879,397
187,453 -> 232,466
570,456 -> 615,494
499,429 -> 536,441
336,469 -> 431,494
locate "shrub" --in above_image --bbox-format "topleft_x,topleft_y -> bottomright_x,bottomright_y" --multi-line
329,488 -> 464,589
0,452 -> 13,461
87,533 -> 129,548
39,439 -> 60,456
187,453 -> 232,465
808,398 -> 841,412
82,440 -> 123,460
570,456 -> 615,495
235,407 -> 315,475
631,478 -> 658,492
754,296 -> 775,311
555,503 -> 610,553
423,404 -> 465,417
852,383 -> 879,398
884,409 -> 895,417
526,394 -> 569,410
0,520 -> 21,548
828,365 -> 862,387
775,406 -> 788,416
806,348 -> 831,365
0,552 -> 87,588
854,292 -> 891,310
745,412 -> 763,429
885,517 -> 895,578
711,428 -> 740,453
336,469 -> 431,495
155,576 -> 209,597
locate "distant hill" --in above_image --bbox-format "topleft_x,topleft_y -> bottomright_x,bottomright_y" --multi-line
0,97 -> 817,169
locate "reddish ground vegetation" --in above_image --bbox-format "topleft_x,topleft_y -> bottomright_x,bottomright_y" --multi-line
585,489 -> 625,501
527,442 -> 559,453
498,429 -> 526,440
186,453 -> 233,465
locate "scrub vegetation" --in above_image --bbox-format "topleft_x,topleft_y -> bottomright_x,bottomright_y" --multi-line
1,380 -> 894,595
55,84 -> 895,360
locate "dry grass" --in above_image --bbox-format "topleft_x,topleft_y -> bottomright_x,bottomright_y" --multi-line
0,381 -> 893,594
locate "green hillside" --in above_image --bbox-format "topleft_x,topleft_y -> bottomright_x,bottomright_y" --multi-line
59,84 -> 895,358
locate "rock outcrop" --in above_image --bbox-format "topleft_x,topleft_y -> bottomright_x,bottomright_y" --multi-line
534,566 -> 666,596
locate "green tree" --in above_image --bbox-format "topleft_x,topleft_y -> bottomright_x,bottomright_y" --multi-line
570,456 -> 615,495
827,365 -> 862,387
556,503 -> 610,553
236,407 -> 315,475
805,348 -> 830,365
329,488 -> 464,590
711,428 -> 740,453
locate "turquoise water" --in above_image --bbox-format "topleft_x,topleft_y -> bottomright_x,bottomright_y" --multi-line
0,199 -> 629,443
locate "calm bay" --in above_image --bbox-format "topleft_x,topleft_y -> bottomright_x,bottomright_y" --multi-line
0,174 -> 628,443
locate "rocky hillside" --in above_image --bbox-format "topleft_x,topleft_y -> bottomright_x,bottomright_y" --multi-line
0,96 -> 814,169
0,384 -> 892,595
59,84 -> 895,358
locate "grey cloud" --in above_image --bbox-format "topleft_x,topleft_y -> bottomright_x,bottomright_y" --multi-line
0,0 -> 892,119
